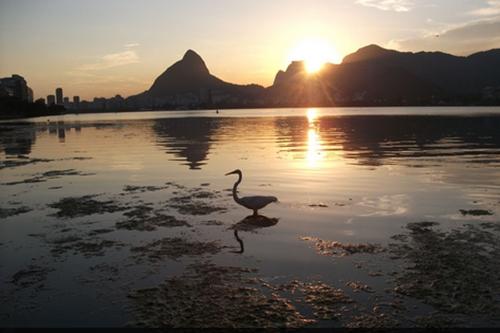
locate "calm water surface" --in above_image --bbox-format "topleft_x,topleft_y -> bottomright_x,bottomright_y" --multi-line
1,107 -> 500,327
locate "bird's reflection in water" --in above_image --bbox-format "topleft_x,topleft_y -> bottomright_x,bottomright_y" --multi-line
232,230 -> 244,254
230,215 -> 279,254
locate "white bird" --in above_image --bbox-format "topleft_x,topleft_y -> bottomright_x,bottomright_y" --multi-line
225,169 -> 278,216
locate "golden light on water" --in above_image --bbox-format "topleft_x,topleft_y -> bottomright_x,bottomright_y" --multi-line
306,128 -> 323,168
307,108 -> 318,123
306,108 -> 324,168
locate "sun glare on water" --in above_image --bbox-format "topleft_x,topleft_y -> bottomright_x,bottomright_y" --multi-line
288,38 -> 342,73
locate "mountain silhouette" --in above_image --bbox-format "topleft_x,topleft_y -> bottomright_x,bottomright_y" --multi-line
126,45 -> 500,108
127,50 -> 265,108
342,44 -> 400,63
340,44 -> 500,96
268,44 -> 500,106
266,61 -> 335,106
148,50 -> 223,97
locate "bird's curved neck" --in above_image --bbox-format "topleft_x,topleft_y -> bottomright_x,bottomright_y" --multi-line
232,173 -> 242,204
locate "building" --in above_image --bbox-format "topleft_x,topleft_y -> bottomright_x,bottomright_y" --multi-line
63,97 -> 70,109
73,96 -> 80,109
56,88 -> 63,105
47,95 -> 56,105
0,75 -> 29,100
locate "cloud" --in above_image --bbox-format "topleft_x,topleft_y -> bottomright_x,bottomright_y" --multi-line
355,0 -> 414,12
124,42 -> 140,48
387,18 -> 500,55
76,49 -> 140,71
469,0 -> 500,16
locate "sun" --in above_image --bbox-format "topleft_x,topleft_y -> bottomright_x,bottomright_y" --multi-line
288,38 -> 342,73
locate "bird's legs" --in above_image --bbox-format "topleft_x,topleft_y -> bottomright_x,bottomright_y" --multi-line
253,210 -> 259,217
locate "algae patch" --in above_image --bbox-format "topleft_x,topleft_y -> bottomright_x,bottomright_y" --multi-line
131,237 -> 221,262
116,205 -> 190,231
459,209 -> 493,216
389,221 -> 500,318
11,265 -> 55,289
201,219 -> 224,226
0,206 -> 32,219
0,158 -> 54,170
345,281 -> 375,293
88,228 -> 115,236
167,188 -> 227,216
277,280 -> 354,321
300,236 -> 385,257
50,239 -> 124,257
48,195 -> 127,218
2,169 -> 95,186
309,203 -> 329,208
170,201 -> 226,215
346,313 -> 400,328
122,185 -> 169,194
128,262 -> 312,328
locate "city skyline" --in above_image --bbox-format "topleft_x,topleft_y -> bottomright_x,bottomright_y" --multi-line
1,0 -> 500,100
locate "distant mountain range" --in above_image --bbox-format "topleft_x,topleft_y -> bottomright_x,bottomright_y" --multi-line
126,45 -> 500,108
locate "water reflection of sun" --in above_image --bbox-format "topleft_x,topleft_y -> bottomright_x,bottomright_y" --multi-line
307,108 -> 318,123
306,108 -> 324,168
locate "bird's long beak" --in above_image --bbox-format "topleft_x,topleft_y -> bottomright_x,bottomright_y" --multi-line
225,170 -> 238,176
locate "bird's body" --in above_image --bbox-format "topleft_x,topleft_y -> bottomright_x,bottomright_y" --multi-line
225,169 -> 278,216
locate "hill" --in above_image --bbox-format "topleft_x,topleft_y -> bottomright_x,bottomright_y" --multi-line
126,45 -> 500,108
127,50 -> 265,108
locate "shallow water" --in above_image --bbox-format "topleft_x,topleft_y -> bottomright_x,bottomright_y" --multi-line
1,107 -> 500,327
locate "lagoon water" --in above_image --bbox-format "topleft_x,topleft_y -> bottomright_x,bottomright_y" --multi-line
1,107 -> 500,327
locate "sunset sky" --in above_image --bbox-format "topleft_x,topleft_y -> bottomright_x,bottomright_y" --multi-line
1,0 -> 500,100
